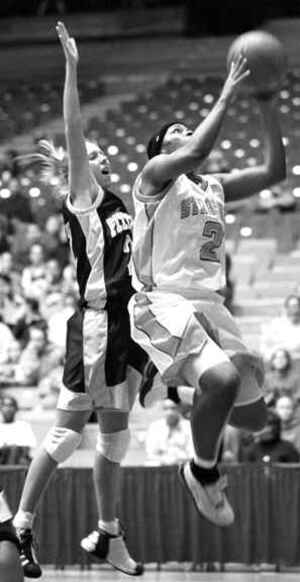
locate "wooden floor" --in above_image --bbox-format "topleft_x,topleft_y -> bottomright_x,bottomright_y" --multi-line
40,570 -> 300,582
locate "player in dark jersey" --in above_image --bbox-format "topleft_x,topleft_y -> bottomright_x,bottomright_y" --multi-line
13,22 -> 145,578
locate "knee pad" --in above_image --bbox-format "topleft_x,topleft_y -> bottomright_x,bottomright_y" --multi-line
43,426 -> 82,463
96,428 -> 130,463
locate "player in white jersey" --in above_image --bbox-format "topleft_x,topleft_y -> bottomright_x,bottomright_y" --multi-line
129,60 -> 286,526
13,23 -> 145,577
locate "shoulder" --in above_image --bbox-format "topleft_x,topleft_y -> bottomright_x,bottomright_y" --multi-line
204,173 -> 225,196
65,187 -> 104,216
101,189 -> 130,215
133,172 -> 175,205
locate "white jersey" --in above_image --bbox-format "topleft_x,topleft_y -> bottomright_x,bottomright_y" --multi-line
131,172 -> 226,300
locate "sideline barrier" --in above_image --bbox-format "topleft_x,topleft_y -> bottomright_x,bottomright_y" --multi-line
1,463 -> 300,567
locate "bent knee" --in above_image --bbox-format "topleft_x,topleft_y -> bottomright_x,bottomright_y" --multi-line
200,362 -> 241,401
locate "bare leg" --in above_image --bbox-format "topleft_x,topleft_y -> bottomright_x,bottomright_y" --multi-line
186,361 -> 240,464
179,356 -> 240,526
16,409 -> 90,518
81,371 -> 143,574
93,410 -> 128,523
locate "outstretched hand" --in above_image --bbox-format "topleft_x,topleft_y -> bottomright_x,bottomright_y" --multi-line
221,53 -> 250,102
56,21 -> 79,66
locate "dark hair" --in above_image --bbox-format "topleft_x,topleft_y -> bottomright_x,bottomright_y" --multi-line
284,294 -> 300,309
1,396 -> 18,411
0,274 -> 12,286
146,122 -> 177,159
270,348 -> 292,372
25,297 -> 40,313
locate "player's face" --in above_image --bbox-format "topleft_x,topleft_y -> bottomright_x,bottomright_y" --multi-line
86,142 -> 111,187
161,124 -> 193,153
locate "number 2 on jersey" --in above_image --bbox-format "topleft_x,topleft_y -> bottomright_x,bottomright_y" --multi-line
200,220 -> 224,262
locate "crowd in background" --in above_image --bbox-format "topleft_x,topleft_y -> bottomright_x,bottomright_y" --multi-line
1,134 -> 300,468
0,207 -> 78,416
1,211 -> 300,465
1,143 -> 300,465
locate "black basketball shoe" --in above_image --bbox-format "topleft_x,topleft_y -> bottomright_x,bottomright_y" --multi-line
18,528 -> 42,578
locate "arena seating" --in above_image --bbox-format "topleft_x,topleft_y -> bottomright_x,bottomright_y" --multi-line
2,68 -> 300,349
2,60 -> 300,453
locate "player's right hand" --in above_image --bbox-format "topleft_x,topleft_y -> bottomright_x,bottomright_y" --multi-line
221,53 -> 250,102
56,21 -> 79,66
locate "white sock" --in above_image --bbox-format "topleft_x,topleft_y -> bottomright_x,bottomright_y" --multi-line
98,519 -> 119,536
193,455 -> 217,469
177,386 -> 195,405
13,509 -> 34,530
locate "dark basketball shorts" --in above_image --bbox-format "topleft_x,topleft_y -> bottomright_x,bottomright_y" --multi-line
57,304 -> 147,412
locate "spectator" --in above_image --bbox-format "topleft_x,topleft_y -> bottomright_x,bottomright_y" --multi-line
0,253 -> 21,293
34,366 -> 63,412
0,341 -> 22,386
14,323 -> 63,386
41,214 -> 63,256
263,348 -> 300,406
0,216 -> 11,254
0,321 -> 15,365
61,263 -> 78,295
44,258 -> 62,294
11,223 -> 41,268
21,243 -> 47,300
260,294 -> 300,361
222,424 -> 240,463
275,395 -> 300,453
240,409 -> 299,463
0,396 -> 36,462
145,399 -> 193,465
0,275 -> 24,331
13,298 -> 44,347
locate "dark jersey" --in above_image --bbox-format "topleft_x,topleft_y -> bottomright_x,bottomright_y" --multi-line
62,187 -> 133,309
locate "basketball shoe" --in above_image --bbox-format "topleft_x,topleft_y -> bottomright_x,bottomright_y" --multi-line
17,528 -> 42,578
179,461 -> 234,526
80,526 -> 144,576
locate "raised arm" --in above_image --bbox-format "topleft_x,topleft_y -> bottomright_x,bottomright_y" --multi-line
142,56 -> 250,196
217,95 -> 286,202
56,21 -> 99,207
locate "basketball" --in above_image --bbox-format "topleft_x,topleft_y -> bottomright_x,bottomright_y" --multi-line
227,30 -> 287,94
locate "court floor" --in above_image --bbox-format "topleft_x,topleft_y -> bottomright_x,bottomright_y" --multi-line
40,569 -> 300,582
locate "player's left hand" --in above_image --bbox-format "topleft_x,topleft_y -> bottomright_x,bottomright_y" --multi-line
56,21 -> 79,66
